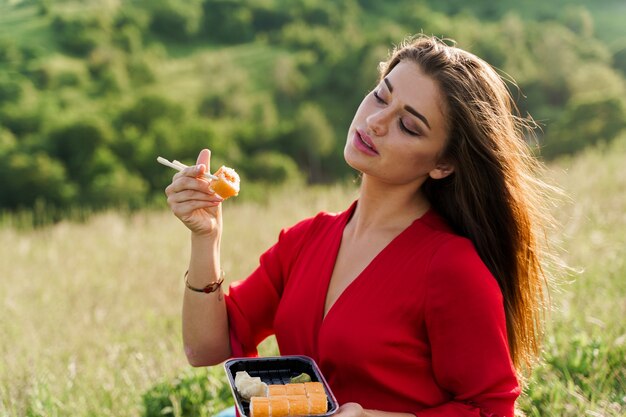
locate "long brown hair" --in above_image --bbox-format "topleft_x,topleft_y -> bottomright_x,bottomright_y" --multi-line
381,35 -> 553,372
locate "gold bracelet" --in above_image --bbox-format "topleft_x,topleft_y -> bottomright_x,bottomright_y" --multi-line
184,270 -> 224,294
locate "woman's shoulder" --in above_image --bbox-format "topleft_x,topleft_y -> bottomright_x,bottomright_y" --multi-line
281,201 -> 355,237
415,208 -> 473,251
419,209 -> 499,290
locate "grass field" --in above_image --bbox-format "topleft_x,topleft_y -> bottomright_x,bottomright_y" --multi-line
1,142 -> 625,417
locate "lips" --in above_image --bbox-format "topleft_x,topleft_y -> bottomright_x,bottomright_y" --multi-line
355,129 -> 378,154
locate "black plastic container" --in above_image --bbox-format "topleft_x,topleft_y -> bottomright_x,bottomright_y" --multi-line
223,355 -> 338,417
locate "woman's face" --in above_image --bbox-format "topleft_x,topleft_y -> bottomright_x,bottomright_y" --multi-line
344,60 -> 453,186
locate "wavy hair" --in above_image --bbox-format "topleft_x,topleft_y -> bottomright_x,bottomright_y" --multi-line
380,35 -> 555,372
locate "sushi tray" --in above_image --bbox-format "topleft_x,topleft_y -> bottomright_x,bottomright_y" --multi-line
224,355 -> 338,417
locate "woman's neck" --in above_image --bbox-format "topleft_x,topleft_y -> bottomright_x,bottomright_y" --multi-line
349,175 -> 430,237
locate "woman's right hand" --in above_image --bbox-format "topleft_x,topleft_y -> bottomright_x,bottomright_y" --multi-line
165,149 -> 224,237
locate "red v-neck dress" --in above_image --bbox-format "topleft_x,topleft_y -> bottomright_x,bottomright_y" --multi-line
225,202 -> 520,416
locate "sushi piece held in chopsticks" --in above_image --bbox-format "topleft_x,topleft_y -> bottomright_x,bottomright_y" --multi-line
156,156 -> 240,200
210,165 -> 240,199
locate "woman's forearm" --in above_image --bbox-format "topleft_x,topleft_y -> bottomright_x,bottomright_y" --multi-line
182,233 -> 231,366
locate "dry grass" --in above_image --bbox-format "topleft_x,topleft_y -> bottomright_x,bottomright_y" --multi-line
0,184 -> 356,417
1,136 -> 625,416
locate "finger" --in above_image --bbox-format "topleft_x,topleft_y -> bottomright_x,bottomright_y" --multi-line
168,190 -> 223,204
168,175 -> 214,195
196,149 -> 211,175
171,201 -> 220,218
182,164 -> 205,178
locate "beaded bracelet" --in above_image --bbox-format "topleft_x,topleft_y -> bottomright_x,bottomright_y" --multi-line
184,270 -> 224,294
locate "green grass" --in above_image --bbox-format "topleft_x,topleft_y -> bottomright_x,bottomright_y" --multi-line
0,3 -> 57,54
1,138 -> 625,416
155,43 -> 286,104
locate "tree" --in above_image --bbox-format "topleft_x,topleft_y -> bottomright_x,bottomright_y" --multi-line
0,151 -> 77,209
612,44 -> 626,78
290,102 -> 335,182
46,117 -> 114,186
117,94 -> 185,133
150,0 -> 203,41
543,96 -> 626,158
245,151 -> 302,184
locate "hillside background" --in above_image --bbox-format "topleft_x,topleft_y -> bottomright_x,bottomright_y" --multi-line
1,0 -> 625,213
0,1 -> 625,417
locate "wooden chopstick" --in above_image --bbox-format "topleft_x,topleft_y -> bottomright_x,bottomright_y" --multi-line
156,156 -> 218,180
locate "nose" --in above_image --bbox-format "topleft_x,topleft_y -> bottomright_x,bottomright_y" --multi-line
366,108 -> 391,137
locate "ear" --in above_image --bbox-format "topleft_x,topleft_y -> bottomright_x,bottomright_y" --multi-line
429,160 -> 455,180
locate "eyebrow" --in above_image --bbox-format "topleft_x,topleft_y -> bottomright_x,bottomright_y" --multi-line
384,77 -> 431,130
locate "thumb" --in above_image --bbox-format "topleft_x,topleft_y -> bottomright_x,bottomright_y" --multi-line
196,148 -> 211,174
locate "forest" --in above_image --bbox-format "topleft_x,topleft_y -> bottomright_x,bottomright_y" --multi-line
0,0 -> 625,212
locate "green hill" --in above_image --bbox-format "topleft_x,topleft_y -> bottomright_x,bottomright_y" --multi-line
1,0 -> 625,213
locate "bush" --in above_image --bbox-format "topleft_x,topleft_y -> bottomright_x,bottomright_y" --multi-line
543,96 -> 626,158
202,0 -> 254,43
0,105 -> 44,136
612,43 -> 626,77
288,102 -> 336,181
0,75 -> 24,103
0,128 -> 17,154
126,56 -> 157,86
84,151 -> 149,209
176,119 -> 236,164
0,38 -> 22,68
52,14 -> 107,56
142,367 -> 233,417
0,151 -> 77,209
46,117 -> 114,184
245,151 -> 302,184
149,0 -> 203,41
117,94 -> 185,132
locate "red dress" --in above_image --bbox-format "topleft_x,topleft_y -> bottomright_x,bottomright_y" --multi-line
225,202 -> 520,416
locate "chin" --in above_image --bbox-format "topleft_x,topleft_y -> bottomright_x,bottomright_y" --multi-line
343,143 -> 361,172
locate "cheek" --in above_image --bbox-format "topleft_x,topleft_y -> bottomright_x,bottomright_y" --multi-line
387,145 -> 441,177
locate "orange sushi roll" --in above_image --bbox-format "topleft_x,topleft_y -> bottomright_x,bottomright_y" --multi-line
268,397 -> 289,417
287,395 -> 309,415
307,393 -> 328,414
250,397 -> 270,417
285,383 -> 306,396
268,384 -> 287,396
304,382 -> 325,395
210,166 -> 240,199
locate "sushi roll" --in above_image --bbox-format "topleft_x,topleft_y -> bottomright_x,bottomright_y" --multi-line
307,393 -> 328,414
268,397 -> 289,417
210,166 -> 240,199
304,382 -> 325,395
285,383 -> 306,396
250,397 -> 270,417
287,395 -> 309,415
268,385 -> 287,396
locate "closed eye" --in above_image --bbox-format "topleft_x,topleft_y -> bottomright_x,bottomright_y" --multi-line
373,90 -> 386,104
399,119 -> 420,136
373,89 -> 421,136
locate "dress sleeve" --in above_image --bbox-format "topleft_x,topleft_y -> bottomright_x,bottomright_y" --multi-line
419,237 -> 520,417
224,216 -> 316,357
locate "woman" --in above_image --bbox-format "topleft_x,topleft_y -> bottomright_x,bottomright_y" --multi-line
165,35 -> 552,417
